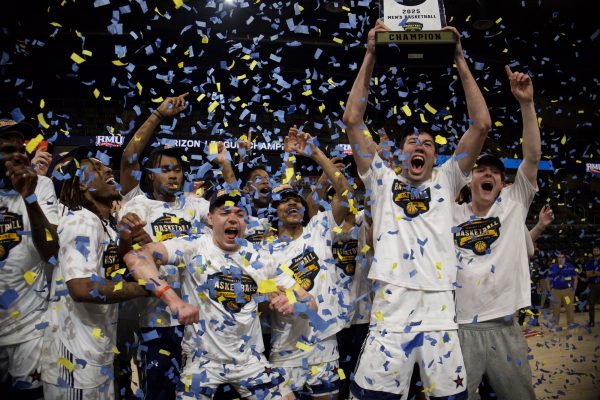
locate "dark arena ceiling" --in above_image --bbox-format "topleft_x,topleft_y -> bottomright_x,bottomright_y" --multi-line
1,0 -> 599,242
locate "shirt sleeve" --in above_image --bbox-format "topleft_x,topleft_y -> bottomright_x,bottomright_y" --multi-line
502,165 -> 538,212
358,153 -> 393,193
121,185 -> 145,203
438,155 -> 472,198
59,211 -> 104,282
36,176 -> 59,226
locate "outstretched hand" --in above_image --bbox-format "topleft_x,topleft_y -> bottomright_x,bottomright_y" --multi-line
442,26 -> 463,60
505,65 -> 534,104
367,19 -> 390,56
285,126 -> 315,157
538,204 -> 554,228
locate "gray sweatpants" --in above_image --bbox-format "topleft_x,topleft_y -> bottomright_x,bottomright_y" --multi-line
459,318 -> 536,400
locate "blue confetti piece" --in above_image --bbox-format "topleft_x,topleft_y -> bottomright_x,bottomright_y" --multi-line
401,332 -> 424,357
142,329 -> 159,342
0,289 -> 19,309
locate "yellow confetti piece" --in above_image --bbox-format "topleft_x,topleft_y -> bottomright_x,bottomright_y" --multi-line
332,37 -> 343,44
136,82 -> 142,95
401,105 -> 412,117
296,342 -> 312,352
25,134 -> 44,154
138,279 -> 147,286
333,226 -> 343,234
201,35 -> 209,44
170,216 -> 180,224
24,271 -> 38,285
93,88 -> 100,99
360,244 -> 370,254
11,310 -> 20,318
284,167 -> 295,184
159,349 -> 171,356
237,74 -> 247,80
173,0 -> 183,9
502,48 -> 508,53
311,366 -> 319,376
224,200 -> 234,208
207,101 -> 219,113
40,99 -> 45,109
338,368 -> 346,380
375,311 -> 384,321
495,17 -> 502,24
112,60 -> 128,66
112,346 -> 120,354
280,264 -> 294,277
70,52 -> 85,64
424,103 -> 437,114
113,281 -> 123,292
249,60 -> 257,70
537,117 -> 542,126
302,89 -> 313,96
285,288 -> 296,304
44,228 -> 54,242
565,296 -> 571,305
82,49 -> 93,57
151,97 -> 164,103
560,135 -> 566,145
58,357 -> 74,372
50,22 -> 63,27
208,142 -> 218,154
92,328 -> 103,339
435,135 -> 447,145
419,113 -> 428,123
392,262 -> 398,270
258,279 -> 278,294
37,113 -> 50,129
441,304 -> 447,311
435,261 -> 442,270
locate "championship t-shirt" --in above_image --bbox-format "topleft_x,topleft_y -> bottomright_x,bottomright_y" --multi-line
0,176 -> 59,345
360,154 -> 469,290
453,166 -> 538,324
119,194 -> 209,327
46,208 -> 121,367
266,210 -> 351,366
162,234 -> 295,365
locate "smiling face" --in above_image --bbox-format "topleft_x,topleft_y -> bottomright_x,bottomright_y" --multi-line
0,135 -> 25,189
149,154 -> 184,201
208,204 -> 247,252
80,158 -> 121,204
276,195 -> 305,227
400,132 -> 437,184
469,163 -> 504,206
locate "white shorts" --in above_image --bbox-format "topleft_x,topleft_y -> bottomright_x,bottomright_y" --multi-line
351,330 -> 468,399
0,335 -> 43,390
281,361 -> 340,396
43,380 -> 115,400
178,354 -> 291,400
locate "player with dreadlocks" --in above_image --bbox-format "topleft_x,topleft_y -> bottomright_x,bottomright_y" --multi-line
41,147 -> 150,400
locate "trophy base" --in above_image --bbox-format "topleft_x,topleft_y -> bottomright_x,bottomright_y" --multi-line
375,30 -> 456,67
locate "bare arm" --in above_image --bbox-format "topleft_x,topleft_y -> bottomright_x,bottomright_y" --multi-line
124,242 -> 199,324
446,26 -> 492,173
342,20 -> 389,175
120,93 -> 188,196
214,142 -> 237,185
505,65 -> 541,186
67,278 -> 148,304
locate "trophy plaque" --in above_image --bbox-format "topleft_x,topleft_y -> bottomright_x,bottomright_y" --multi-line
376,0 -> 456,66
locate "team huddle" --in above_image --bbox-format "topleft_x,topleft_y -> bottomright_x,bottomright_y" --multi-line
1,21 -> 543,400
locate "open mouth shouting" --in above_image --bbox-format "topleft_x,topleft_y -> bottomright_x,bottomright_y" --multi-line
224,226 -> 239,241
409,153 -> 426,176
105,175 -> 116,185
481,181 -> 494,194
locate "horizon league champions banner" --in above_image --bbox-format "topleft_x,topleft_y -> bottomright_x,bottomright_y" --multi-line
383,0 -> 446,31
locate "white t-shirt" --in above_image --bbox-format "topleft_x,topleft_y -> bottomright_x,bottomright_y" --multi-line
453,166 -> 538,324
245,216 -> 272,244
360,154 -> 469,290
351,211 -> 373,325
47,208 -> 120,367
163,234 -> 295,365
0,176 -> 58,345
360,155 -> 469,332
266,211 -> 351,366
119,194 -> 210,327
121,184 -> 144,202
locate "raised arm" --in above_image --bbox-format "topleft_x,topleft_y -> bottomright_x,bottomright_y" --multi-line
287,127 -> 354,226
305,156 -> 345,219
342,20 -> 389,175
447,26 -> 492,173
120,93 -> 188,195
214,142 -> 237,185
529,204 -> 553,244
506,65 -> 541,186
124,242 -> 199,324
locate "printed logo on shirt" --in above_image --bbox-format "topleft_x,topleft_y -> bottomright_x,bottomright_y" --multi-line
289,250 -> 321,291
103,241 -> 127,280
208,272 -> 258,313
245,228 -> 272,244
0,208 -> 24,261
454,217 -> 501,256
151,213 -> 192,241
333,239 -> 358,276
392,180 -> 431,217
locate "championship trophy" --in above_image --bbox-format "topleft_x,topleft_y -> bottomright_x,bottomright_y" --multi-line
376,0 -> 456,66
